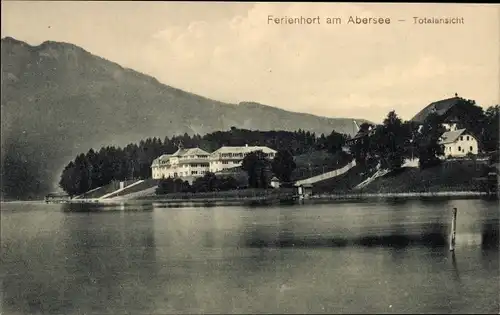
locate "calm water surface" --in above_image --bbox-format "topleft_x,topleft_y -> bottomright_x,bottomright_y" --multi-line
1,199 -> 499,314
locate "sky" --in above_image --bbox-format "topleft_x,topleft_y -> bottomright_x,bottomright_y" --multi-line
2,1 -> 499,122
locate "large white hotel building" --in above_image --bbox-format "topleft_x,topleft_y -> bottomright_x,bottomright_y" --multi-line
151,145 -> 277,182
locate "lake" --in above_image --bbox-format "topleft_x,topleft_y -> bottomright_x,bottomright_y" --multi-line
1,199 -> 498,314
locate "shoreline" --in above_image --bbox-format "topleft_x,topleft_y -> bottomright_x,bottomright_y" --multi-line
39,190 -> 498,206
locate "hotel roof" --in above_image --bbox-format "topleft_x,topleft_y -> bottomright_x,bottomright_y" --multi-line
171,147 -> 210,157
151,154 -> 172,165
211,146 -> 276,155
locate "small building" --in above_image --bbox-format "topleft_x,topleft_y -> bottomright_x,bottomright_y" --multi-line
439,128 -> 479,158
270,177 -> 280,189
45,192 -> 71,203
294,183 -> 313,199
345,122 -> 378,147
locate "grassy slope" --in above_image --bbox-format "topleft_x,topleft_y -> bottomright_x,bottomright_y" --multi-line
360,160 -> 488,193
104,179 -> 160,198
313,160 -> 490,194
292,150 -> 352,181
312,164 -> 376,194
74,179 -> 137,199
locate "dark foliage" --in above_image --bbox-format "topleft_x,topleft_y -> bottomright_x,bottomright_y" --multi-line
415,112 -> 446,169
271,150 -> 297,183
242,150 -> 272,189
155,172 -> 240,195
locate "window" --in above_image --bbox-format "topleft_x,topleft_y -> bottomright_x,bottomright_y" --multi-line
460,136 -> 463,141
458,146 -> 461,152
191,171 -> 198,175
466,136 -> 470,141
470,146 -> 473,152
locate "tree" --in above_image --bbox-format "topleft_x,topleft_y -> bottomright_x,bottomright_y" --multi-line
59,161 -> 79,197
325,130 -> 346,154
375,110 -> 409,170
241,150 -> 271,188
271,150 -> 297,184
482,105 -> 500,152
156,177 -> 191,195
415,112 -> 446,169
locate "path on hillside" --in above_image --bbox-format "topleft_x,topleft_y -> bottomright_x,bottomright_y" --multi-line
107,186 -> 158,201
295,160 -> 357,186
99,180 -> 144,199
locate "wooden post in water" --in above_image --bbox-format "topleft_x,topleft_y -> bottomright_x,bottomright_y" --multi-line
449,207 -> 457,251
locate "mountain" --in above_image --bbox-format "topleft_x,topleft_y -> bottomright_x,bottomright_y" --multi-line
1,37 -> 369,199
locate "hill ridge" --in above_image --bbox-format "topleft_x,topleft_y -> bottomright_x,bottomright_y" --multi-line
1,36 -> 369,199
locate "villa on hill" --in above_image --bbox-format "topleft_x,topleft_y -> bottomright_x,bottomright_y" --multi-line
151,145 -> 277,182
413,94 -> 481,157
344,94 -> 482,158
345,120 -> 378,147
438,127 -> 479,158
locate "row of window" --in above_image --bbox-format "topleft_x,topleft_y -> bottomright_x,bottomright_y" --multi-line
459,136 -> 471,141
159,163 -> 210,168
455,146 -> 474,153
219,152 -> 275,158
154,164 -> 239,178
154,170 -> 210,177
180,155 -> 209,159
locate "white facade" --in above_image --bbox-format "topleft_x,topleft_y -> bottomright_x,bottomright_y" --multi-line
151,145 -> 277,180
208,145 -> 277,173
439,129 -> 479,158
151,147 -> 211,180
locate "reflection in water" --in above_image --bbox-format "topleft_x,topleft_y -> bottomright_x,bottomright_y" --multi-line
451,251 -> 462,283
1,199 -> 499,314
241,207 -> 449,249
61,202 -> 154,213
2,204 -> 158,314
481,219 -> 499,250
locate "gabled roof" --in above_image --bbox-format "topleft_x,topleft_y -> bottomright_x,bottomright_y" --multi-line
438,129 -> 467,145
152,154 -> 172,165
411,97 -> 462,123
211,146 -> 276,155
347,125 -> 379,142
152,147 -> 210,167
171,147 -> 210,157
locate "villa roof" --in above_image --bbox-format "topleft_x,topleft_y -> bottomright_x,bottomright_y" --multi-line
438,129 -> 467,145
411,96 -> 462,123
211,146 -> 276,155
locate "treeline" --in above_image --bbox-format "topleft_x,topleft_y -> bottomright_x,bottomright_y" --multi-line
59,127 -> 348,196
350,101 -> 499,172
